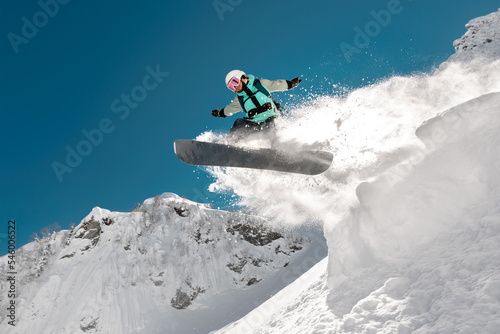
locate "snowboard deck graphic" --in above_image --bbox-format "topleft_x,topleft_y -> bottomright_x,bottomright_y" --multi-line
174,139 -> 333,175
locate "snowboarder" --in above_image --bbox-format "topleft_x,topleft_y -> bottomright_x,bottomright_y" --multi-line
211,70 -> 302,138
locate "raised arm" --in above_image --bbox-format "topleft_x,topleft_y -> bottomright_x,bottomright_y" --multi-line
261,77 -> 302,92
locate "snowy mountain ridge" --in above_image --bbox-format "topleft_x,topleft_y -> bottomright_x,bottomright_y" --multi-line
0,192 -> 318,333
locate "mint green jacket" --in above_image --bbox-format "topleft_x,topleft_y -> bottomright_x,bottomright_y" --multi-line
222,75 -> 289,123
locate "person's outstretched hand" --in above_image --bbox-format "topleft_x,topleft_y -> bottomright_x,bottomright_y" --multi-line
287,77 -> 302,89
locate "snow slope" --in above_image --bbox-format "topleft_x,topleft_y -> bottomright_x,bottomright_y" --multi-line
213,92 -> 500,334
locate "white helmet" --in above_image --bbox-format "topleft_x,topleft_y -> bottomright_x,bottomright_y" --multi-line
225,69 -> 246,90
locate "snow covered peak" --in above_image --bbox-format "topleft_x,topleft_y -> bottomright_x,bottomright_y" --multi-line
80,206 -> 112,224
0,193 -> 313,333
450,8 -> 500,61
144,192 -> 211,208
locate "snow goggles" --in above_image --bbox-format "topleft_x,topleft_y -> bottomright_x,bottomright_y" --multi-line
227,76 -> 241,92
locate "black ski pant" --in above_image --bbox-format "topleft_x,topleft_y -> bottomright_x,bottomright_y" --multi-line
228,117 -> 277,137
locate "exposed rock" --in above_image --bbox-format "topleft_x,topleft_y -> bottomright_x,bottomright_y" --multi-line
75,217 -> 102,248
171,285 -> 205,309
174,207 -> 189,217
226,223 -> 283,246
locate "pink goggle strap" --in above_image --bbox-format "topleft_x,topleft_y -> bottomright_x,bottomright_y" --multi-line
227,76 -> 240,92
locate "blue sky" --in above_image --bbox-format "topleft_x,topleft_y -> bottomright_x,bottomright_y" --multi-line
1,0 -> 497,253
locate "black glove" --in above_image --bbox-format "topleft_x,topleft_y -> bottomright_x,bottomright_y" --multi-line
287,77 -> 302,90
211,109 -> 226,118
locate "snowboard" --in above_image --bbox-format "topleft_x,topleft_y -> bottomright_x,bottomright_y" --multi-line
173,139 -> 333,175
